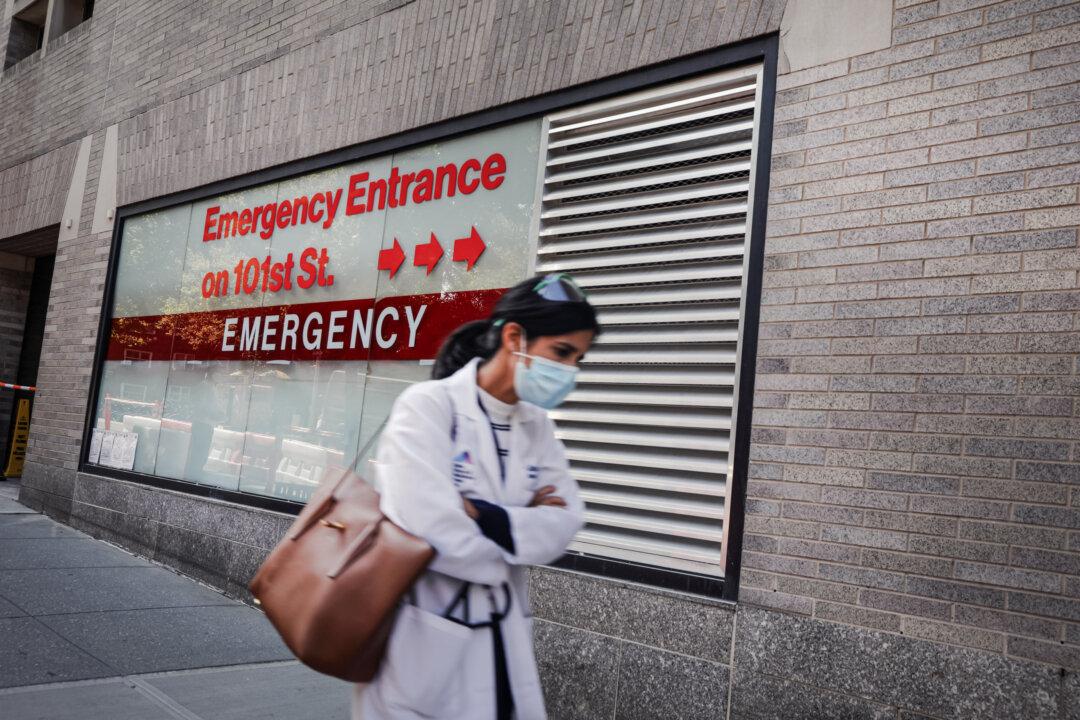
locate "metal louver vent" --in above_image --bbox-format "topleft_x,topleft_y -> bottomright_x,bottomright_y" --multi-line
531,64 -> 764,577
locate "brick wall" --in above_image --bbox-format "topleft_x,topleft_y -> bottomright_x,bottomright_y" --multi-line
747,0 -> 1080,669
12,0 -> 785,488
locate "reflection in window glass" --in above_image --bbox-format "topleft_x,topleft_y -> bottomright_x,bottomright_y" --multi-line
88,119 -> 542,503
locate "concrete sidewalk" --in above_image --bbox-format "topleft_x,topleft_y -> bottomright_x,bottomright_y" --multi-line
0,480 -> 352,719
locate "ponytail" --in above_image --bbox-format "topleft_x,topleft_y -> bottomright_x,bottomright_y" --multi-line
432,319 -> 499,380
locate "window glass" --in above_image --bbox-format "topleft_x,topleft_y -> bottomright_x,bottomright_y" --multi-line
91,119 -> 543,502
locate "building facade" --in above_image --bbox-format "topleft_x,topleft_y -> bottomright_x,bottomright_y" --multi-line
1,0 -> 1078,717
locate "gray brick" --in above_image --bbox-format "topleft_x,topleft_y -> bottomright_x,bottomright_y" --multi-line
869,432 -> 963,455
881,317 -> 967,336
926,213 -> 1025,239
909,536 -> 1008,564
851,39 -> 934,72
973,228 -> 1077,253
837,260 -> 923,283
744,551 -> 818,578
911,494 -> 1010,521
1018,333 -> 1080,353
867,471 -> 959,496
916,415 -> 1016,436
787,428 -> 870,450
937,16 -> 1033,53
892,9 -> 983,44
1024,247 -> 1080,271
906,576 -> 1005,609
1007,637 -> 1080,668
923,294 -> 1020,315
928,172 -> 1025,201
870,355 -> 966,373
865,508 -> 957,536
964,478 -> 1069,505
1014,505 -> 1080,530
841,223 -> 926,246
1008,591 -> 1080,622
955,562 -> 1062,594
933,55 -> 1030,90
1026,162 -> 1080,189
918,376 -> 1018,395
879,277 -> 971,299
912,453 -> 1013,479
985,0 -> 1074,23
1011,546 -> 1080,576
784,466 -> 865,487
821,525 -> 907,551
1013,417 -> 1080,441
832,336 -> 919,355
835,299 -> 920,319
777,538 -> 861,564
830,411 -> 914,432
846,113 -> 931,142
843,186 -> 930,212
964,437 -> 1071,461
1016,461 -> 1080,485
970,270 -> 1077,295
831,375 -> 918,393
974,187 -> 1077,214
968,354 -> 1074,374
1022,376 -> 1080,395
844,148 -> 931,175
745,516 -> 819,545
821,487 -> 909,511
775,575 -> 859,604
890,46 -> 980,81
978,142 -> 1080,174
818,563 -> 905,592
783,501 -> 864,526
954,605 -> 1061,642
969,312 -> 1074,334
930,93 -> 1030,125
881,197 -> 972,224
1032,42 -> 1080,70
964,395 -> 1073,417
884,159 -> 975,187
860,588 -> 951,620
880,237 -> 970,262
870,393 -> 964,413
814,600 -> 903,632
1033,3 -> 1080,31
863,548 -> 953,578
900,617 -> 1005,653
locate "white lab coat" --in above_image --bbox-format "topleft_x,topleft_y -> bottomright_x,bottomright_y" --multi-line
353,358 -> 585,720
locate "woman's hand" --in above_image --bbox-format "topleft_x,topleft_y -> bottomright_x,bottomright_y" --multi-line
462,497 -> 480,519
529,485 -> 567,509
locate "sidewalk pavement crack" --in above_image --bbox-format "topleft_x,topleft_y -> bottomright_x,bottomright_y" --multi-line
127,677 -> 208,720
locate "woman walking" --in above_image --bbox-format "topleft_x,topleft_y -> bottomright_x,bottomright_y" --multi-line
354,273 -> 601,720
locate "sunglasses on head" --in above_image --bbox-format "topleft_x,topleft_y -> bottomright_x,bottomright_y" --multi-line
533,273 -> 588,303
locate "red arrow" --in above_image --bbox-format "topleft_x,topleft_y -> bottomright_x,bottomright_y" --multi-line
413,232 -> 444,275
452,226 -> 486,271
378,238 -> 406,278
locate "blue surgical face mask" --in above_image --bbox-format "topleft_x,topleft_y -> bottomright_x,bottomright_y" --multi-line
513,337 -> 578,410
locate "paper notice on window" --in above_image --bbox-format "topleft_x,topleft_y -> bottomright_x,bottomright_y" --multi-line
88,429 -> 104,464
114,432 -> 138,471
98,432 -> 117,467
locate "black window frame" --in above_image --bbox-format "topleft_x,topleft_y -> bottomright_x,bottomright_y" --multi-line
83,34 -> 779,602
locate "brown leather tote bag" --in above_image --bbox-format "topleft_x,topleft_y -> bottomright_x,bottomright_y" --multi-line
249,459 -> 434,682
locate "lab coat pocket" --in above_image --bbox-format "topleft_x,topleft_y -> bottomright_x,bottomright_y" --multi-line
380,603 -> 472,716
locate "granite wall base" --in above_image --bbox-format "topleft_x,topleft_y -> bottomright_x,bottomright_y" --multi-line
33,471 -> 1079,719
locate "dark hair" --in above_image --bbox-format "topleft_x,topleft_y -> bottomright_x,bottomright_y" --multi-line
432,274 -> 601,379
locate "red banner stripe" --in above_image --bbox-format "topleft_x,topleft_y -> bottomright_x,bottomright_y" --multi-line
104,288 -> 505,363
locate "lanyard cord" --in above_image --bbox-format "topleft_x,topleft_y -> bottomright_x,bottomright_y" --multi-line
476,395 -> 507,485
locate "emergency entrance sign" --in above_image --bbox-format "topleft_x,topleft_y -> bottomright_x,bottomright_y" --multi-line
105,120 -> 542,363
